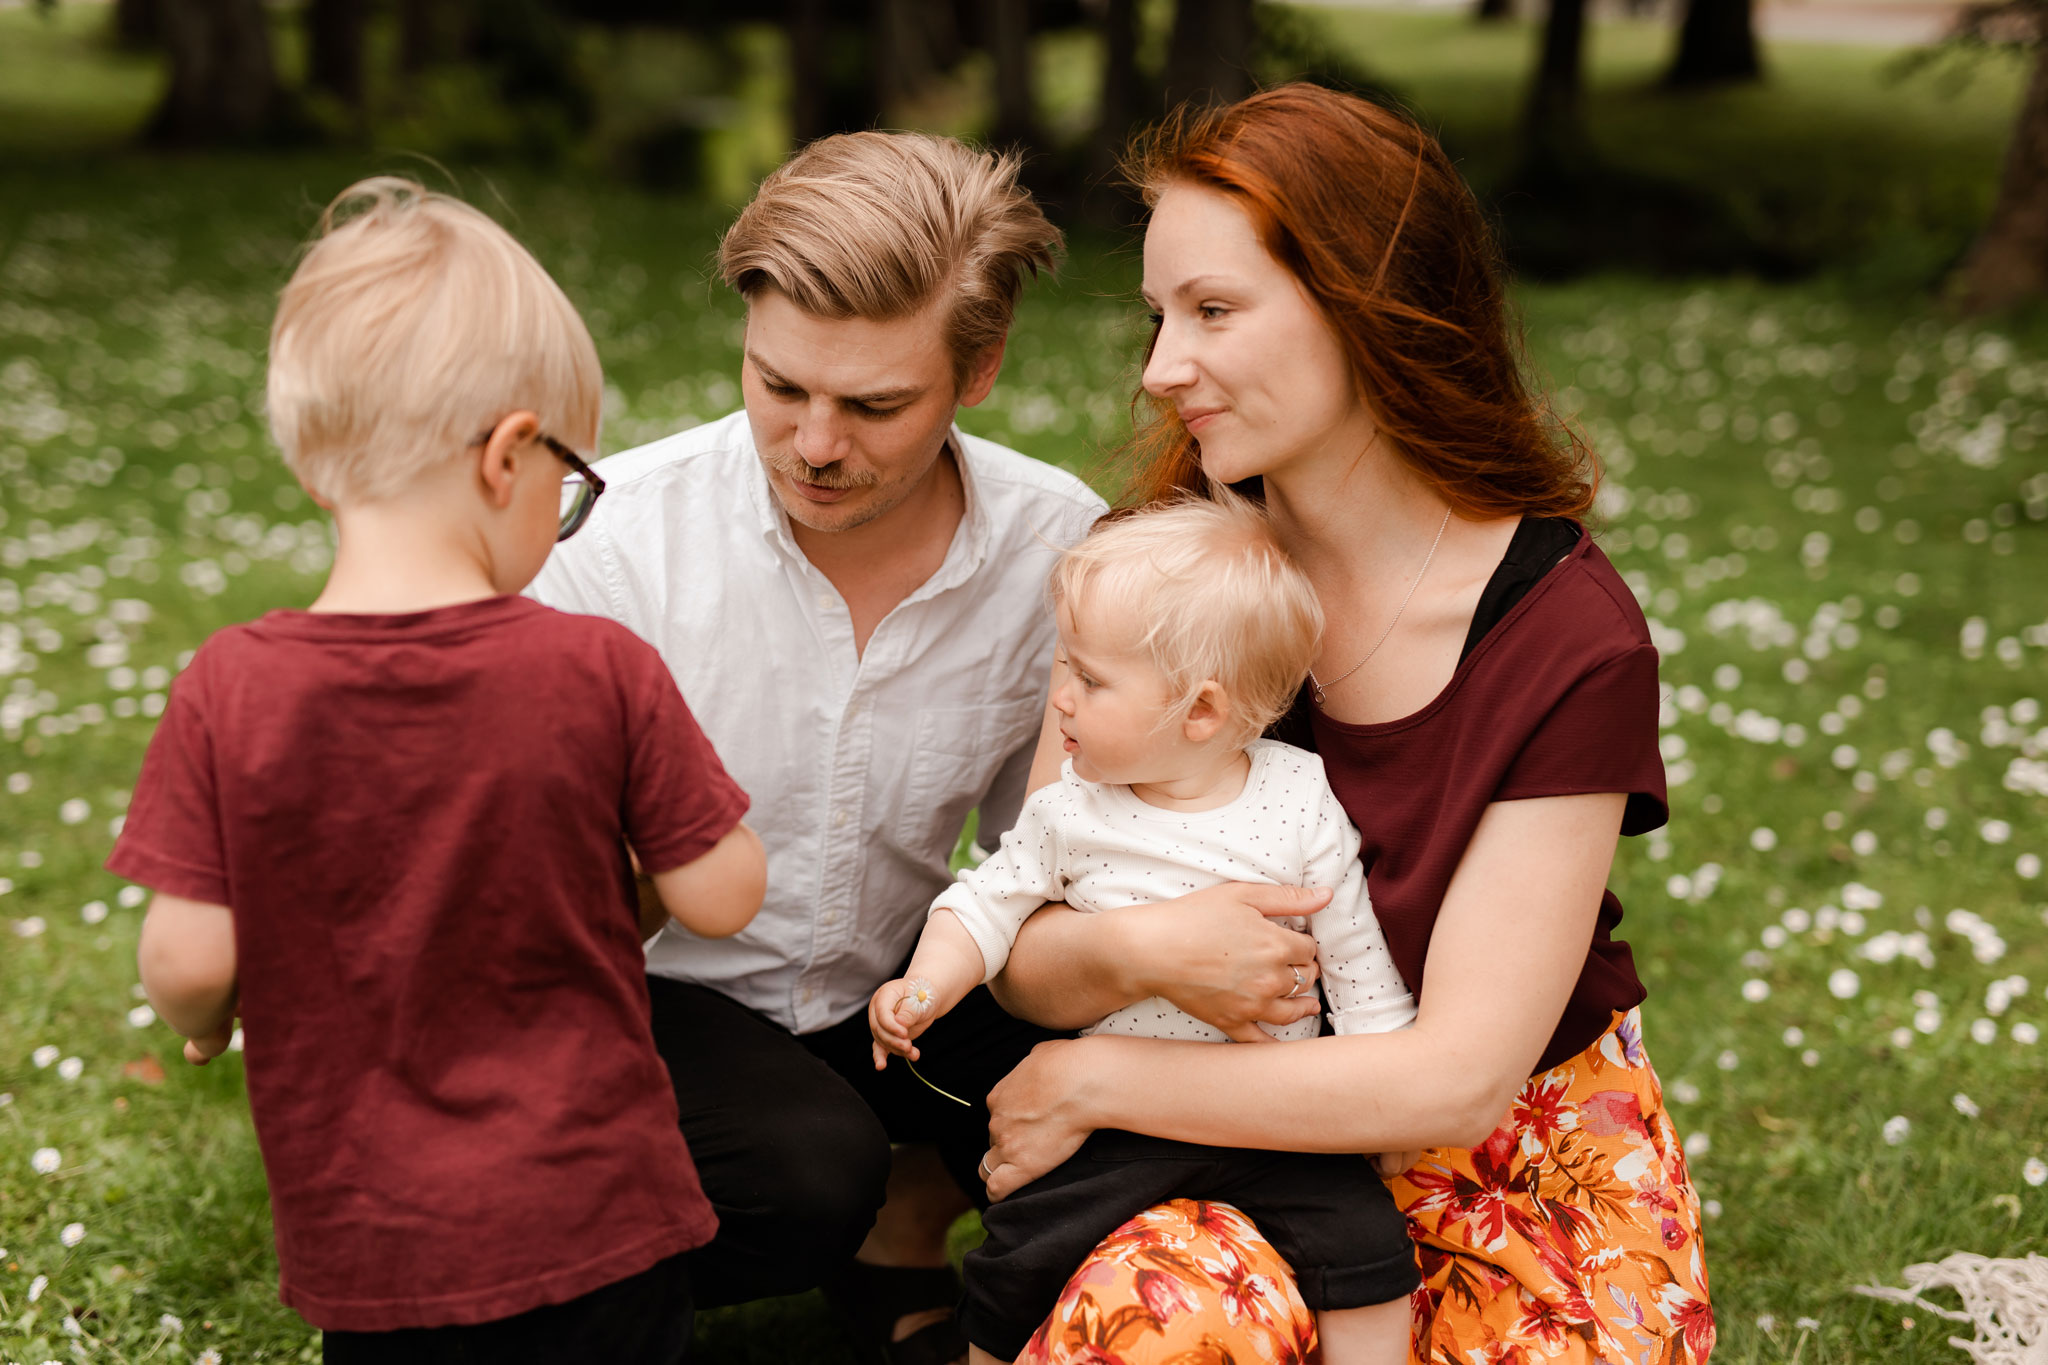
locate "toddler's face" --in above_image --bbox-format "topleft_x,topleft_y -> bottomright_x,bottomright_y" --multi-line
1050,600 -> 1203,787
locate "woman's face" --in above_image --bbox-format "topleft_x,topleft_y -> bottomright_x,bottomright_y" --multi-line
1141,182 -> 1375,487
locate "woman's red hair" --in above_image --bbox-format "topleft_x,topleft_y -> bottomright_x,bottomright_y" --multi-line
1116,84 -> 1596,519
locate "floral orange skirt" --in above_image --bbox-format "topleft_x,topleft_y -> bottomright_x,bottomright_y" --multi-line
1015,1008 -> 1713,1364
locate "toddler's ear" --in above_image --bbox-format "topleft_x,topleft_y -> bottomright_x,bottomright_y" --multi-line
1182,680 -> 1233,744
476,410 -> 541,509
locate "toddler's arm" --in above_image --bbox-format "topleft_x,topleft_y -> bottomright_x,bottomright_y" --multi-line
136,891 -> 239,1065
868,910 -> 987,1069
647,822 -> 767,939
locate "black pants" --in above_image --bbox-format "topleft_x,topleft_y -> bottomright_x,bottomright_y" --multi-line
323,1251 -> 693,1364
960,1131 -> 1422,1361
644,973 -> 1063,1309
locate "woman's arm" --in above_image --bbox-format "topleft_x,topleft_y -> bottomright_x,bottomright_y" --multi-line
981,790 -> 1625,1198
990,670 -> 1332,1036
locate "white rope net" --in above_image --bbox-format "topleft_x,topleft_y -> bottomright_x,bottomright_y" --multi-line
1855,1253 -> 2048,1365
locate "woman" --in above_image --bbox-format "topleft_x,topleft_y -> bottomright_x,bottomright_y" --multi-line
980,85 -> 1713,1365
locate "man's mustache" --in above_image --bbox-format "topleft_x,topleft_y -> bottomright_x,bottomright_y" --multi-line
765,454 -> 880,491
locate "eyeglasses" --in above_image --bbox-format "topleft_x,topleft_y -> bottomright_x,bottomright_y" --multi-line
471,425 -> 607,542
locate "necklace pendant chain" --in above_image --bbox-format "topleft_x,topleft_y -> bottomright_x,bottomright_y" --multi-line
1308,505 -> 1454,705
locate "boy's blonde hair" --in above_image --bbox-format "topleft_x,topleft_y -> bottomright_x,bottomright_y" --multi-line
1051,493 -> 1323,746
267,177 -> 601,505
717,131 -> 1062,388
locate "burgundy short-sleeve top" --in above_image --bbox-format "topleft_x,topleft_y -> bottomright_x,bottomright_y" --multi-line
1278,519 -> 1667,1074
108,596 -> 748,1331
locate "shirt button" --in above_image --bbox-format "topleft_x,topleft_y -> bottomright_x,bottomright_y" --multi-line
816,593 -> 834,610
833,808 -> 850,828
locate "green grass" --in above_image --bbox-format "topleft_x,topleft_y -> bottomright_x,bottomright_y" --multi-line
2,8 -> 2046,1365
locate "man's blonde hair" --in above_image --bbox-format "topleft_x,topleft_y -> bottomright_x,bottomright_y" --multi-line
717,132 -> 1062,387
267,177 -> 601,505
1051,493 -> 1324,747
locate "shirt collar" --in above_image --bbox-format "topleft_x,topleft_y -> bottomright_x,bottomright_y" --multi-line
742,423 -> 993,596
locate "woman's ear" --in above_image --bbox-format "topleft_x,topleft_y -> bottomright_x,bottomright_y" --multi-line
477,411 -> 541,510
1181,680 -> 1233,745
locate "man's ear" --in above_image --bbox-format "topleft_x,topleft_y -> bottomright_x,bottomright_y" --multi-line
956,339 -> 1007,409
1181,680 -> 1232,745
477,410 -> 541,510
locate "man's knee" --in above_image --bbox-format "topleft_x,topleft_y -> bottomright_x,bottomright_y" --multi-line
731,1088 -> 891,1240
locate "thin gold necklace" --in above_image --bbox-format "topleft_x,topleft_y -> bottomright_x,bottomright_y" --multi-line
1308,505 -> 1453,706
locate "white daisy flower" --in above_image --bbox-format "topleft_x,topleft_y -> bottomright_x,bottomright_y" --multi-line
1953,1093 -> 1981,1119
2023,1158 -> 2046,1188
32,1044 -> 58,1068
59,1223 -> 84,1247
28,1273 -> 47,1301
31,1147 -> 61,1174
55,1057 -> 82,1082
1882,1116 -> 1910,1145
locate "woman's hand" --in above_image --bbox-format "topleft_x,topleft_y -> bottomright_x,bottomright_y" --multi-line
982,1038 -> 1101,1200
1131,882 -> 1330,1042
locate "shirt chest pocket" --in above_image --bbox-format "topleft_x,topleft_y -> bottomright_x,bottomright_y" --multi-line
894,701 -> 1044,862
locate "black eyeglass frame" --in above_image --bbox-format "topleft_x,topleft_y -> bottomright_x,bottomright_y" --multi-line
469,425 -> 606,542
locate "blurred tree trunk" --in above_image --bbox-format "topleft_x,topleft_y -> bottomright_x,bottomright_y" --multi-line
1663,0 -> 1762,86
146,0 -> 288,144
987,0 -> 1040,148
308,0 -> 369,110
1163,0 -> 1256,110
1953,38 -> 2048,311
875,0 -> 957,110
399,0 -> 467,72
789,0 -> 879,142
1523,0 -> 1588,163
114,0 -> 163,48
1077,0 -> 1145,225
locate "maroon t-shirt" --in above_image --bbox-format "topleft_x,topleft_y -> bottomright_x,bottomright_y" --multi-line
1294,524 -> 1667,1074
108,595 -> 747,1331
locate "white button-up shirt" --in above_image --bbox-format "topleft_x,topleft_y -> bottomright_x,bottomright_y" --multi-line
530,410 -> 1105,1034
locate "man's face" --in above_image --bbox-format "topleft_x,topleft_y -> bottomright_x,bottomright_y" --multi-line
740,287 -> 999,535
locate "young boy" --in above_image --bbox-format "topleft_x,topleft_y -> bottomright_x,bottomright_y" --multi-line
109,178 -> 765,1364
869,495 -> 1421,1365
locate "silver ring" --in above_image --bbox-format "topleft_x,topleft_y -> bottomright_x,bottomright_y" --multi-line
978,1153 -> 993,1181
1285,966 -> 1306,999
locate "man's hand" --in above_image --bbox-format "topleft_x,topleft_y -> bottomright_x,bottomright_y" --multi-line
183,1021 -> 235,1066
868,977 -> 941,1069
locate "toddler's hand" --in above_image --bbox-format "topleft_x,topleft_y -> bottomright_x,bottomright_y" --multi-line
868,977 -> 939,1069
183,1023 -> 235,1066
1374,1149 -> 1423,1178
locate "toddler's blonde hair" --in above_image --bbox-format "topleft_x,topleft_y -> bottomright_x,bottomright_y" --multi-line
717,131 -> 1062,389
267,177 -> 601,505
1051,492 -> 1323,746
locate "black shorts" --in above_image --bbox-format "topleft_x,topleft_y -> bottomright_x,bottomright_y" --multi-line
960,1131 -> 1420,1361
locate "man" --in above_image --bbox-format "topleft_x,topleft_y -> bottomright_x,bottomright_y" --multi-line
530,130 -> 1103,1361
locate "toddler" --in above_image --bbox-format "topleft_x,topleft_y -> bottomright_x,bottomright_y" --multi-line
869,495 -> 1420,1365
110,179 -> 765,1364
